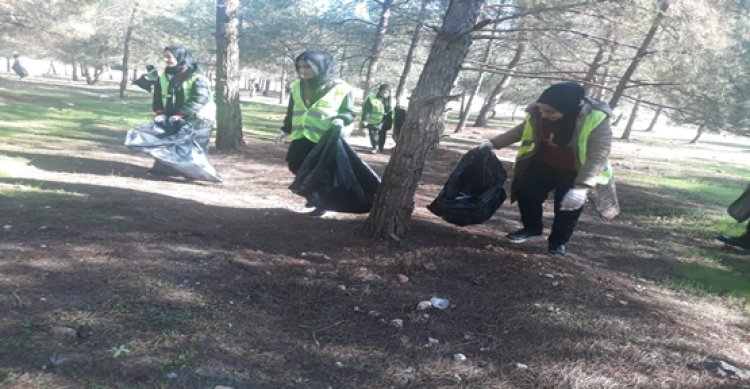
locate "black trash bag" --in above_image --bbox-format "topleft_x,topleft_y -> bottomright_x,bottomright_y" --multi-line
289,127 -> 380,213
133,74 -> 155,92
427,147 -> 507,226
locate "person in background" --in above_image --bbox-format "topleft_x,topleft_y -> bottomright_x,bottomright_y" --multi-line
479,81 -> 619,256
274,50 -> 357,216
361,83 -> 393,154
150,46 -> 215,175
12,52 -> 29,79
717,184 -> 750,251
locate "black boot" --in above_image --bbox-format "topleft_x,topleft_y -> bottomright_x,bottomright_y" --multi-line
717,233 -> 750,250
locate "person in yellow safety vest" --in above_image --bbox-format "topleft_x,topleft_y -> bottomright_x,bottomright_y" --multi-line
479,82 -> 619,256
274,50 -> 357,216
361,83 -> 393,154
150,46 -> 216,176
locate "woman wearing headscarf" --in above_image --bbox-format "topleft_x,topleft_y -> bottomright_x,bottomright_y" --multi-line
274,50 -> 357,215
479,82 -> 619,256
149,46 -> 216,175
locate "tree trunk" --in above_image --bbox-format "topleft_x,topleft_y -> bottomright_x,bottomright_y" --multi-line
621,100 -> 640,140
72,63 -> 79,81
474,42 -> 525,127
455,35 -> 495,133
612,112 -> 624,126
608,0 -> 669,109
279,56 -> 287,105
689,124 -> 704,144
82,65 -> 93,85
132,67 -> 137,81
395,0 -> 429,102
6,57 -> 10,73
646,107 -> 661,131
363,0 -> 485,239
47,61 -> 57,76
119,3 -> 138,98
363,0 -> 394,100
215,0 -> 244,150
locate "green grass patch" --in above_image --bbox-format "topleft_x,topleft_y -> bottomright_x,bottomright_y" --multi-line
670,260 -> 750,299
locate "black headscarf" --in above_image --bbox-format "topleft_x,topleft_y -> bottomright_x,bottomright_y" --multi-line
537,82 -> 585,146
378,83 -> 391,93
164,46 -> 197,75
295,50 -> 337,88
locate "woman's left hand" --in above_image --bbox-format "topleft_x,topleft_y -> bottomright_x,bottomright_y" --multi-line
560,188 -> 588,211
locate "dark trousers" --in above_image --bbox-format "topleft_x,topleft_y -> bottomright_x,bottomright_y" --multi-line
516,160 -> 583,246
367,125 -> 387,151
286,137 -> 317,174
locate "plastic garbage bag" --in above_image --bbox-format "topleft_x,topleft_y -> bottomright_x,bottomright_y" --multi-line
289,126 -> 380,213
124,121 -> 221,182
427,147 -> 507,226
12,62 -> 28,78
133,74 -> 156,92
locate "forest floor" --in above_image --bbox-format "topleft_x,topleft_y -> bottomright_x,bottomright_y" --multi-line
1,75 -> 750,388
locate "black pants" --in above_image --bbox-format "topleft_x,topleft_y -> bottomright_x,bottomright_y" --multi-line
286,137 -> 317,174
516,160 -> 583,246
367,125 -> 387,151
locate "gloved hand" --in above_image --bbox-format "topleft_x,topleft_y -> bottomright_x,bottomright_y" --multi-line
168,115 -> 185,129
478,140 -> 493,150
274,131 -> 288,145
560,188 -> 588,211
331,118 -> 344,130
153,114 -> 167,124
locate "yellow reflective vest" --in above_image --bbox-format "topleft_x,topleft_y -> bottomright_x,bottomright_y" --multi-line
290,80 -> 352,142
516,109 -> 613,185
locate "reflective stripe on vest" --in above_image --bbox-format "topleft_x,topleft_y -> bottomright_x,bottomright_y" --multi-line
290,80 -> 351,142
365,94 -> 385,124
158,73 -> 215,120
516,110 -> 613,185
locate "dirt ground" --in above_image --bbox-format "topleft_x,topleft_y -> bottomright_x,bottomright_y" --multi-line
1,77 -> 750,388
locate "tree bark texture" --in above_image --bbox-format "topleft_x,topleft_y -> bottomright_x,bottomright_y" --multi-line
474,42 -> 525,127
364,0 -> 486,239
119,3 -> 138,98
608,0 -> 669,109
395,0 -> 429,102
215,0 -> 245,150
363,0 -> 393,99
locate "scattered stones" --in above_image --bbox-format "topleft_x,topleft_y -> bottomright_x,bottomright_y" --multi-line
515,362 -> 529,370
453,353 -> 467,362
552,281 -> 560,287
215,386 -> 234,389
334,361 -> 344,368
389,319 -> 404,328
416,301 -> 432,311
427,337 -> 439,345
165,372 -> 178,379
619,300 -> 628,305
3,225 -> 11,231
397,274 -> 409,283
